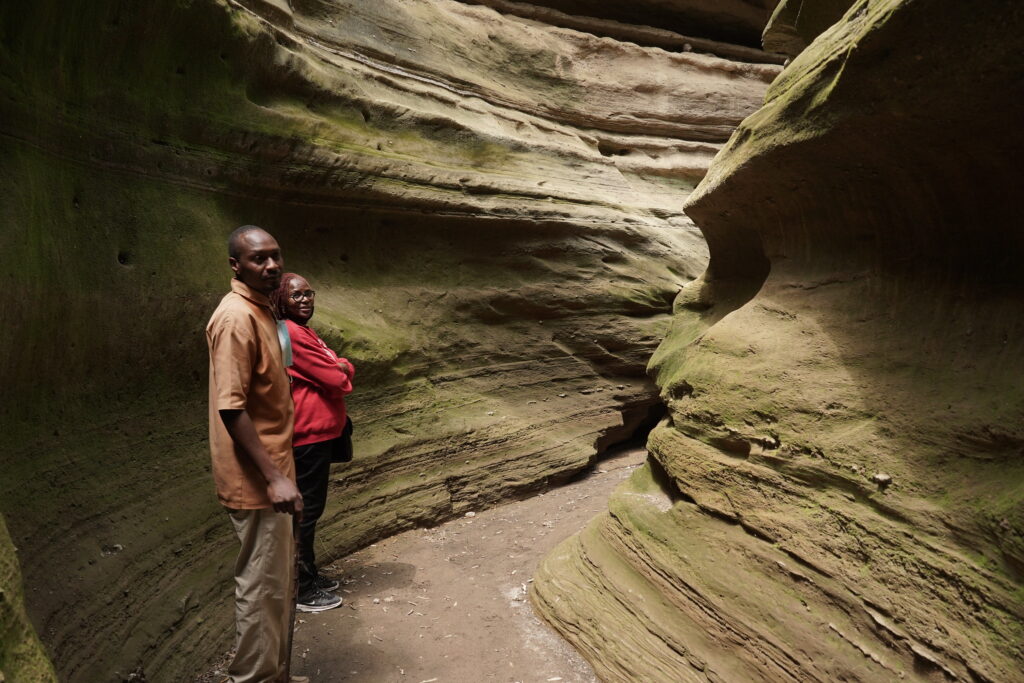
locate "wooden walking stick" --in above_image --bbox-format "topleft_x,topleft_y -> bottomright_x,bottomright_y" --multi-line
283,512 -> 301,682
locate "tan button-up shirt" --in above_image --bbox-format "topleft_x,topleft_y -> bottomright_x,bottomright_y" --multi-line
206,278 -> 295,509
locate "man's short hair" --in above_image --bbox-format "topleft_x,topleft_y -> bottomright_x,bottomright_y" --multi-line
227,225 -> 265,259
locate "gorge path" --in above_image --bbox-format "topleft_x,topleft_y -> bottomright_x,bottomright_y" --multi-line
202,446 -> 648,682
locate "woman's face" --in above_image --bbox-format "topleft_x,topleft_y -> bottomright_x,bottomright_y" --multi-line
284,276 -> 315,323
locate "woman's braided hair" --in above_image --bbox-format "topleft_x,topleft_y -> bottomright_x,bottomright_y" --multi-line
271,272 -> 303,320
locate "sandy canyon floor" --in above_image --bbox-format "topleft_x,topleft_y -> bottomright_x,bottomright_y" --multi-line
200,446 -> 647,682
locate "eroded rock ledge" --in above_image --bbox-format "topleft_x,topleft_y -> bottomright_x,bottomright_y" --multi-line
0,0 -> 775,678
462,0 -> 780,49
533,0 -> 1024,680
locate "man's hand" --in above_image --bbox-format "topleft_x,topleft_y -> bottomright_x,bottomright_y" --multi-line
220,409 -> 304,516
268,475 -> 304,516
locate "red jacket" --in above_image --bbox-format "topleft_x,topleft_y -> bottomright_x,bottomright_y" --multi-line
284,319 -> 354,447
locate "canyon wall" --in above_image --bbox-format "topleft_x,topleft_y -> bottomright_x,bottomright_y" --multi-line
533,0 -> 1024,681
0,0 -> 778,679
0,517 -> 55,681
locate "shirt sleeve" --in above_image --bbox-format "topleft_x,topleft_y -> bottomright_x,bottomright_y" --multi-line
208,312 -> 256,410
287,324 -> 352,398
338,358 -> 355,381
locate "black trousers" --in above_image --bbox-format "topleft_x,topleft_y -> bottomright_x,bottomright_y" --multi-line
293,439 -> 333,594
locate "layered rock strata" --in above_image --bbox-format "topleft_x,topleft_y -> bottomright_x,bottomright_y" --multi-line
461,0 -> 786,63
0,0 -> 776,678
464,0 -> 779,48
533,0 -> 1024,680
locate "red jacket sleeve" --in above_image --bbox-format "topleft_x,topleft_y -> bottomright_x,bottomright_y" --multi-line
286,322 -> 352,398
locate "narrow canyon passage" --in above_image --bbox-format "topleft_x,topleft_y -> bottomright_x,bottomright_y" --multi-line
2,0 -> 1022,681
200,446 -> 648,682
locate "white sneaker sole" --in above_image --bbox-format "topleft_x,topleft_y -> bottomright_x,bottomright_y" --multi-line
296,598 -> 343,613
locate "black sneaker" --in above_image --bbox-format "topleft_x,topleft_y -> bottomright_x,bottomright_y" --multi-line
296,588 -> 342,613
313,573 -> 340,592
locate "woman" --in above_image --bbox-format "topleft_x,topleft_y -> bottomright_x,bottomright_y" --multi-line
273,272 -> 354,613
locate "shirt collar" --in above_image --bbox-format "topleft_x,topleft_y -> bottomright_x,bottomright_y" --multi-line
230,278 -> 273,310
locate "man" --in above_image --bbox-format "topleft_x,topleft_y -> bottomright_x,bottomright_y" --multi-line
207,225 -> 303,682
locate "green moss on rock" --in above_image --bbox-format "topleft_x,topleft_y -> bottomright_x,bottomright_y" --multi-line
534,0 -> 1024,679
0,515 -> 56,682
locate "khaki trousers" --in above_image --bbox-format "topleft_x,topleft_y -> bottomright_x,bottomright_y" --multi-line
227,508 -> 294,683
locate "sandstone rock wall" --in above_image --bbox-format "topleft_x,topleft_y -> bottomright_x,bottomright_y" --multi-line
533,0 -> 1024,680
0,516 -> 56,682
0,1 -> 775,678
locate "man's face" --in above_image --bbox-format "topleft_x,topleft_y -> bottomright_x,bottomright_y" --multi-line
229,230 -> 283,294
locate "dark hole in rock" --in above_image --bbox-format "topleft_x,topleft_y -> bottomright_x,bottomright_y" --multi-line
117,251 -> 131,265
568,400 -> 668,486
647,447 -> 688,505
601,252 -> 627,264
597,141 -> 630,157
526,401 -> 669,493
597,400 -> 667,455
709,434 -> 753,457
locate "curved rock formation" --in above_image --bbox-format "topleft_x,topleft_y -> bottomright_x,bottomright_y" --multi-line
761,0 -> 850,56
0,517 -> 55,681
0,0 -> 775,678
533,0 -> 1024,680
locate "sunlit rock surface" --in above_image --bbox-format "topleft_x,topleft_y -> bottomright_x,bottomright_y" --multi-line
533,0 -> 1024,680
0,517 -> 55,682
0,0 -> 777,678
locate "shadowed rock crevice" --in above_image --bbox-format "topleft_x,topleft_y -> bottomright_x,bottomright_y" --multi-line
593,399 -> 668,456
456,0 -> 787,64
460,0 -> 781,49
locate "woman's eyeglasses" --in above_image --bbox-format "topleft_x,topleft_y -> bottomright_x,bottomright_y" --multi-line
289,290 -> 316,302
